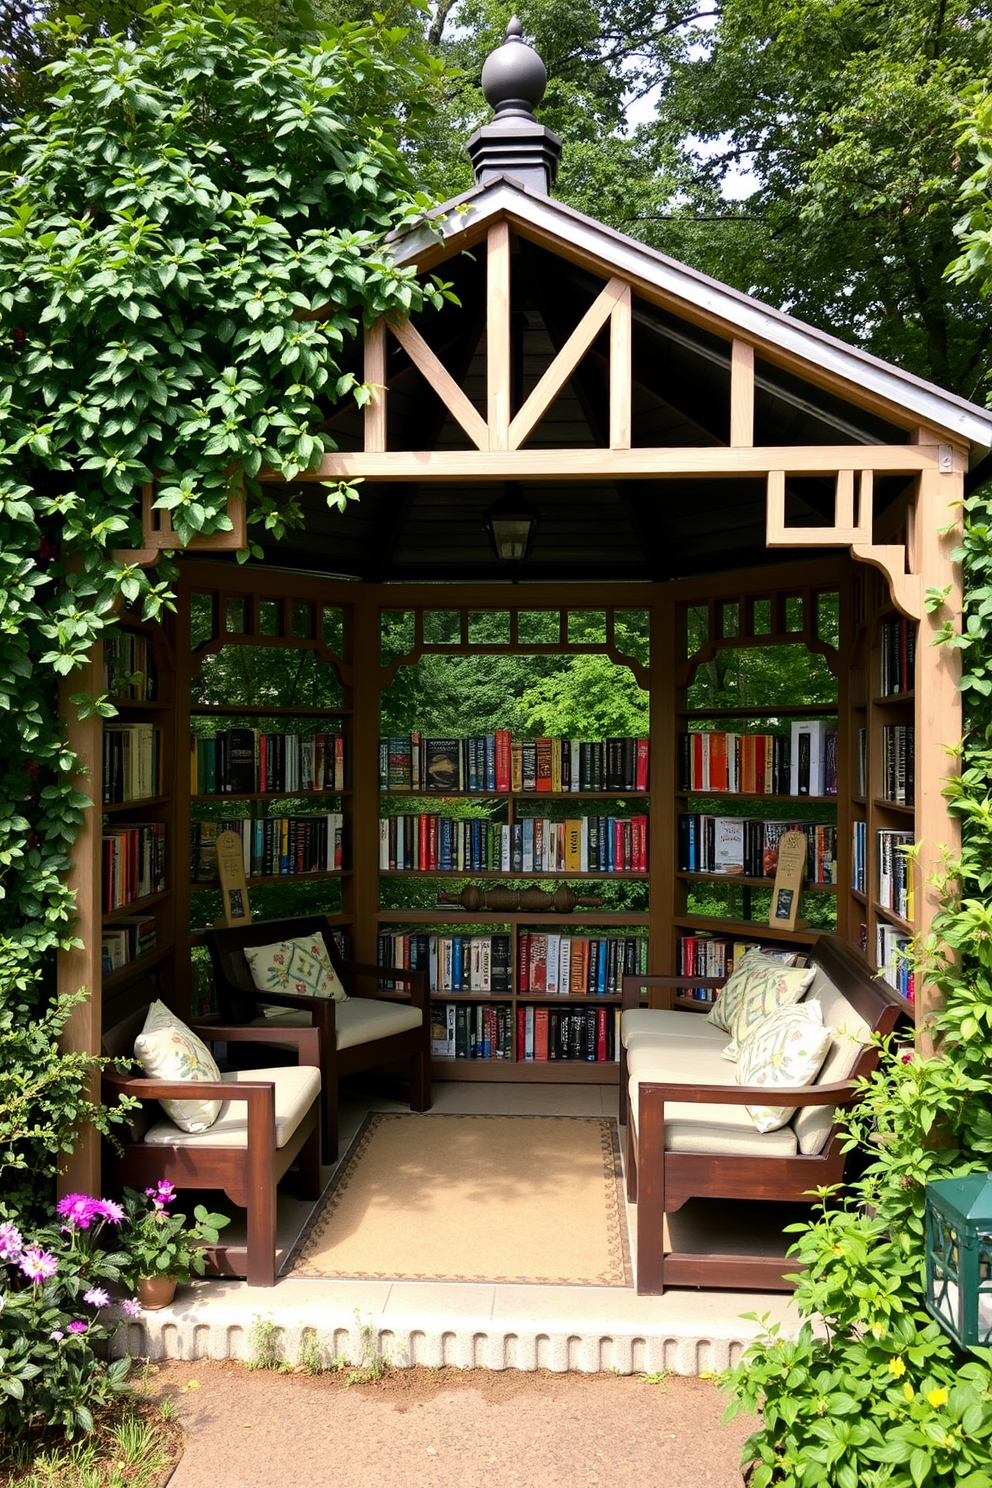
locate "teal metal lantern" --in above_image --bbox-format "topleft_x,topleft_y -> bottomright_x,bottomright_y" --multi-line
924,1173 -> 992,1349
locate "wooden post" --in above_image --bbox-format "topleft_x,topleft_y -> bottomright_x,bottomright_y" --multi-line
914,462 -> 964,1049
487,222 -> 512,450
610,285 -> 632,450
730,340 -> 754,449
351,592 -> 381,966
57,649 -> 104,1198
364,322 -> 387,454
650,587 -> 675,975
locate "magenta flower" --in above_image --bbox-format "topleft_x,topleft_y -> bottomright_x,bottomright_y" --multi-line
122,1297 -> 143,1317
0,1222 -> 23,1261
67,1320 -> 88,1334
83,1287 -> 110,1309
19,1247 -> 57,1283
145,1180 -> 177,1211
56,1194 -> 101,1230
96,1199 -> 125,1224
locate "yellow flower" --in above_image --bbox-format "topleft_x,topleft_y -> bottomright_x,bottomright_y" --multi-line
903,1382 -> 914,1402
870,1321 -> 885,1339
888,1357 -> 906,1378
927,1386 -> 949,1408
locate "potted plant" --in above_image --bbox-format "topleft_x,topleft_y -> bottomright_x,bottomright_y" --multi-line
121,1182 -> 230,1308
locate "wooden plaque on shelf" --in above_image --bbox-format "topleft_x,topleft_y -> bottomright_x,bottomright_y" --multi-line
215,831 -> 251,927
769,830 -> 808,933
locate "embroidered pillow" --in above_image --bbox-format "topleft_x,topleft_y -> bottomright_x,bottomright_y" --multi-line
244,933 -> 348,1007
736,1001 -> 833,1133
133,999 -> 222,1133
722,958 -> 816,1061
705,948 -> 802,1036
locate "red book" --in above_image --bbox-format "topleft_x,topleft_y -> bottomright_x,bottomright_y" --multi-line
496,729 -> 512,793
613,818 -> 624,870
535,737 -> 553,792
636,737 -> 649,791
428,814 -> 437,871
518,932 -> 530,993
596,1007 -> 608,1062
710,733 -> 728,791
529,933 -> 548,993
517,1006 -> 527,1059
534,1007 -> 549,1061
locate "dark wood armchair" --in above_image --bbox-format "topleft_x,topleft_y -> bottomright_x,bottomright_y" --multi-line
102,1011 -> 322,1288
205,914 -> 431,1162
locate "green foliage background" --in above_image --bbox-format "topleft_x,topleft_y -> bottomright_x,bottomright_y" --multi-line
0,5 -> 449,1216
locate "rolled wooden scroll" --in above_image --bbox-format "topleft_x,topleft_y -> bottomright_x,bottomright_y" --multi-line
435,883 -> 604,914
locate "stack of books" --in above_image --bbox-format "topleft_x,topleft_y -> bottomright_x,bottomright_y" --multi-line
678,815 -> 837,882
880,618 -> 916,695
517,932 -> 648,995
190,814 -> 344,880
191,730 -> 345,794
881,724 -> 915,805
679,732 -> 792,794
102,823 -> 166,911
378,931 -> 512,993
379,813 -> 648,873
430,1004 -> 512,1059
877,924 -> 914,1001
380,733 -> 649,792
518,1006 -> 619,1062
877,830 -> 914,920
675,935 -> 806,1001
103,724 -> 162,804
101,914 -> 157,975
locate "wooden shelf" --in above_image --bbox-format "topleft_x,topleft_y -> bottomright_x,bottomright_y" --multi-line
674,790 -> 836,803
192,790 -> 351,803
673,913 -> 820,945
381,790 -> 649,800
102,795 -> 170,813
102,943 -> 173,989
379,869 -> 648,880
851,888 -> 867,905
678,704 -> 838,718
190,704 -> 350,717
429,1058 -> 619,1084
187,912 -> 354,944
852,795 -> 867,806
103,890 -> 170,922
189,869 -> 349,890
676,870 -> 838,894
377,909 -> 651,925
871,692 -> 915,707
872,902 -> 913,934
872,797 -> 915,816
107,698 -> 169,711
517,993 -> 622,1005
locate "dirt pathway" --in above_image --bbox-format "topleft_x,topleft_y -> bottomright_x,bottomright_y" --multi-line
147,1359 -> 753,1488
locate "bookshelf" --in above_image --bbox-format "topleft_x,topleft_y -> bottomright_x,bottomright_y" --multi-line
98,611 -> 177,1012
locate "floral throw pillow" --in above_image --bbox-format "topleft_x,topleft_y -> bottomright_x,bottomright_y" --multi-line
706,948 -> 802,1036
736,1001 -> 833,1133
721,959 -> 816,1061
244,933 -> 347,1007
133,999 -> 222,1133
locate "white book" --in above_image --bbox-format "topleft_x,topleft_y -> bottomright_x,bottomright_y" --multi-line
558,937 -> 572,996
501,824 -> 511,872
546,933 -> 561,994
712,817 -> 745,875
446,1003 -> 456,1057
701,731 -> 711,790
570,739 -> 581,791
524,1006 -> 535,1060
441,936 -> 453,993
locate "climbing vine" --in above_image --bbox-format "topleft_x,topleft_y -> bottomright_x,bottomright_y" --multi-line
0,5 -> 451,1214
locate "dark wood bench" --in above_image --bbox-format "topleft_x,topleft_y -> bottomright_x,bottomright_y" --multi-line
620,934 -> 906,1294
102,1008 -> 322,1288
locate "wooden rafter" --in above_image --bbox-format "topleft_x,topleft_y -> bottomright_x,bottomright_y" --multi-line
388,317 -> 489,451
610,285 -> 632,451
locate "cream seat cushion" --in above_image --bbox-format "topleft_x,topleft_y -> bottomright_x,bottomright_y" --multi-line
626,1029 -> 739,1078
142,1066 -> 321,1149
627,1071 -> 799,1157
252,997 -> 422,1051
621,1008 -> 728,1048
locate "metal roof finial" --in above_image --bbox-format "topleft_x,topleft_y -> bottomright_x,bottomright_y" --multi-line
467,15 -> 561,193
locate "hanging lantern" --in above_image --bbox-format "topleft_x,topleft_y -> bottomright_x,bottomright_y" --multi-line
924,1172 -> 992,1349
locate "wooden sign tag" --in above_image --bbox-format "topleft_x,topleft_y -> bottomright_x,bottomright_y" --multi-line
214,830 -> 252,927
769,829 -> 808,933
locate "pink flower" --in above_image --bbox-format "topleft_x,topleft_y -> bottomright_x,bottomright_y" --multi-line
56,1194 -> 101,1230
83,1287 -> 110,1308
96,1199 -> 125,1224
122,1297 -> 143,1317
50,1329 -> 64,1341
19,1247 -> 57,1283
0,1222 -> 23,1261
145,1181 -> 177,1208
67,1319 -> 88,1334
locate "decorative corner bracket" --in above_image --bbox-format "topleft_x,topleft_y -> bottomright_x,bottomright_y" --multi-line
113,484 -> 247,569
766,469 -> 922,621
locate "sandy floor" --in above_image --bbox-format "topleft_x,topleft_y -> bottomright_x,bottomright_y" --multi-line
146,1358 -> 754,1488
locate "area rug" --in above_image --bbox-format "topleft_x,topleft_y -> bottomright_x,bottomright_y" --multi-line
288,1113 -> 632,1286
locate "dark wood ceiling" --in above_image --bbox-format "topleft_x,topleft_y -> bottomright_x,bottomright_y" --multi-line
247,233 -> 912,584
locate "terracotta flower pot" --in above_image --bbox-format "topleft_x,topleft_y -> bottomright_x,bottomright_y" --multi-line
136,1274 -> 178,1310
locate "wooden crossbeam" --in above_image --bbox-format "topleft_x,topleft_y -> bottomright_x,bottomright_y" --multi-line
281,444 -> 952,484
390,317 -> 490,451
508,277 -> 628,451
